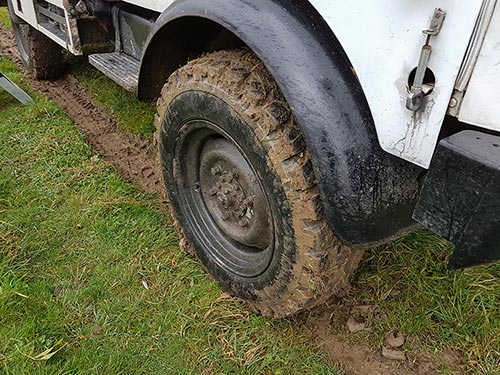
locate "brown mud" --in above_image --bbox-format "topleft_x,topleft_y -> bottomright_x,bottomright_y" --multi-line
0,25 -> 463,375
299,303 -> 463,375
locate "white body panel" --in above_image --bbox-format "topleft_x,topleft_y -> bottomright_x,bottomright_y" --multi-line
309,1 -> 482,168
11,0 -> 37,25
459,4 -> 500,132
12,0 -> 81,53
126,0 -> 168,13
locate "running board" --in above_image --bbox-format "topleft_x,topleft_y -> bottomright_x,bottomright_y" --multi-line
88,52 -> 139,92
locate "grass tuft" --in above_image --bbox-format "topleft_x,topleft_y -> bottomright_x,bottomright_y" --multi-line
0,7 -> 11,29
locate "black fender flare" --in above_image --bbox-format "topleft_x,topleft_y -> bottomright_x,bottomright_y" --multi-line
140,0 -> 423,248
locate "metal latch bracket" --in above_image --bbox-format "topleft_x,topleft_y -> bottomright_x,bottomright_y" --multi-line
406,8 -> 446,112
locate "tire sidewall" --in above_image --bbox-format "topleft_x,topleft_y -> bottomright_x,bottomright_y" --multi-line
6,0 -> 21,23
7,0 -> 31,66
160,90 -> 298,301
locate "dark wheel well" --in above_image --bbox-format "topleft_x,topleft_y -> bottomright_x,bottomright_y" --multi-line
138,17 -> 246,101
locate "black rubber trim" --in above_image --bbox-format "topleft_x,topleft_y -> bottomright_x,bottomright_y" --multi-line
141,0 -> 422,248
413,130 -> 500,268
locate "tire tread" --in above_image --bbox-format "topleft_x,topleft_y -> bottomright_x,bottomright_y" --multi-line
156,49 -> 363,317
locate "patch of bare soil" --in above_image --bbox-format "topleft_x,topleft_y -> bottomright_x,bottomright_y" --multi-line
0,24 -> 463,375
298,302 -> 463,375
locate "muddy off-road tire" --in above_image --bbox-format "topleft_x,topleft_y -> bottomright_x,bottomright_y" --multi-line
8,0 -> 66,80
157,50 -> 363,318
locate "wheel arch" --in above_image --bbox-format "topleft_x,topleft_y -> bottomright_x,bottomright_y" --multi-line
139,0 -> 423,248
139,16 -> 246,101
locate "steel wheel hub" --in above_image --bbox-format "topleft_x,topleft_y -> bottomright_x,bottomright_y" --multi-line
199,138 -> 271,250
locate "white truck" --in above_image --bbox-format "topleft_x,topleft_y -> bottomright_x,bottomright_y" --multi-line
4,0 -> 500,317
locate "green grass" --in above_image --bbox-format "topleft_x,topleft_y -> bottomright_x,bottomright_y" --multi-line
348,232 -> 500,374
0,7 -> 11,29
0,57 -> 344,374
0,5 -> 152,136
69,57 -> 156,136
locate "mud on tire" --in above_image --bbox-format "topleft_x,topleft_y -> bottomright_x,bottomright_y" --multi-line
8,0 -> 66,80
156,49 -> 364,318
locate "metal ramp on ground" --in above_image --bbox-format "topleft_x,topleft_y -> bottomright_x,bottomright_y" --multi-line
0,72 -> 33,104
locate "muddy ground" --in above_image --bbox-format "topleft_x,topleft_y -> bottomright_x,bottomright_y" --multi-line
0,25 -> 463,375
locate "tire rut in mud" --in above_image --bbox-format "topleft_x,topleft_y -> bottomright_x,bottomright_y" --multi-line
0,25 -> 165,200
38,75 -> 165,199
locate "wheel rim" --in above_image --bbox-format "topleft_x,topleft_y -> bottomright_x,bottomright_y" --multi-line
174,119 -> 275,278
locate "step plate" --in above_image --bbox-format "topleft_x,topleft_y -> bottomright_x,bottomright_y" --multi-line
89,52 -> 139,92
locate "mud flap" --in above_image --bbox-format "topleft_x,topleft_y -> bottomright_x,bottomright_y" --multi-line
413,130 -> 500,269
0,73 -> 33,104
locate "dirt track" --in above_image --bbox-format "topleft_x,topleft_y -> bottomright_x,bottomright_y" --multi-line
0,26 -> 165,200
0,25 -> 463,375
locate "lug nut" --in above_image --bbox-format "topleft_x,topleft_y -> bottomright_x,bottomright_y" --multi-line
242,197 -> 253,207
238,218 -> 249,227
217,192 -> 228,206
211,164 -> 223,175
